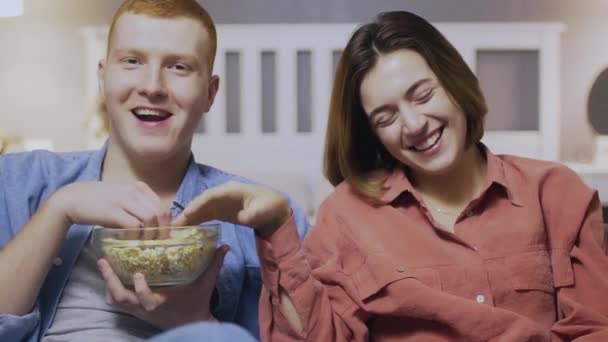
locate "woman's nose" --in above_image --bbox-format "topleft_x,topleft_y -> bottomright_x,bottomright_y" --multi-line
399,105 -> 428,136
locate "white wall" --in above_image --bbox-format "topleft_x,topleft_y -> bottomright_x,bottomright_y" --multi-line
0,1 -> 116,151
1,0 -> 607,160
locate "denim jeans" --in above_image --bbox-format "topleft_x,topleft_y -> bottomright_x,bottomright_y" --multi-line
149,322 -> 258,342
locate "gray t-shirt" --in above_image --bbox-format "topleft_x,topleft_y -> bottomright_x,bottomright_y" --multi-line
42,239 -> 161,342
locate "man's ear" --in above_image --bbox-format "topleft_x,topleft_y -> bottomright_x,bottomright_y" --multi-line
204,75 -> 220,112
97,59 -> 106,99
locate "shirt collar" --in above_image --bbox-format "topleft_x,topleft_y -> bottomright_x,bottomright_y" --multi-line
84,140 -> 109,182
172,155 -> 206,212
379,166 -> 414,204
379,143 -> 523,207
481,144 -> 523,206
90,140 -> 206,214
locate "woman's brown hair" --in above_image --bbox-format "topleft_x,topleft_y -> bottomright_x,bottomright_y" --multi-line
323,11 -> 487,199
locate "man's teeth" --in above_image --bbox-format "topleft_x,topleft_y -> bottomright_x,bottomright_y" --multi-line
134,108 -> 165,116
412,129 -> 441,151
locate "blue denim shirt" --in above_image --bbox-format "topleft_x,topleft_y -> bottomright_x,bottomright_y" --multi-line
0,144 -> 309,342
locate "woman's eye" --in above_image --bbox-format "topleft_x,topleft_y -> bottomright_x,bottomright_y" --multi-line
124,58 -> 138,64
376,113 -> 397,127
415,89 -> 434,104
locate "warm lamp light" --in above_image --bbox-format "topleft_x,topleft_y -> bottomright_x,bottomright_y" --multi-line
0,0 -> 24,18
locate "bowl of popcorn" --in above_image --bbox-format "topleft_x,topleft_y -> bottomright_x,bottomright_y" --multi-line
91,224 -> 220,287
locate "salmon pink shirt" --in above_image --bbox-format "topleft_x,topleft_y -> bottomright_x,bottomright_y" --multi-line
257,147 -> 608,341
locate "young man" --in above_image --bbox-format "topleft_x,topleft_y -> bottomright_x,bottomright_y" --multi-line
0,1 -> 308,341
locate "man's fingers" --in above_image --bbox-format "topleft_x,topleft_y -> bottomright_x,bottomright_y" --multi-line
193,245 -> 230,289
107,209 -> 143,236
98,259 -> 139,306
133,273 -> 165,311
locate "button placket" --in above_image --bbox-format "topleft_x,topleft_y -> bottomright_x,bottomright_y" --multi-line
53,257 -> 63,267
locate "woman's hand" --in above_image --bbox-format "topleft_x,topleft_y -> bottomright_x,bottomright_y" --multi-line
172,181 -> 292,238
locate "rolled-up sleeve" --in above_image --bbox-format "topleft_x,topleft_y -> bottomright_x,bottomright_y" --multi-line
0,310 -> 41,341
256,200 -> 369,341
232,197 -> 310,339
0,157 -> 42,340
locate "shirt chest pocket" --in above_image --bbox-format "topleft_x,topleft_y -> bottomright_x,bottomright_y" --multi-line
352,257 -> 443,301
506,249 -> 555,294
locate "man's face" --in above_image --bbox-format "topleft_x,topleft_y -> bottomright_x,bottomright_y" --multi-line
99,13 -> 218,161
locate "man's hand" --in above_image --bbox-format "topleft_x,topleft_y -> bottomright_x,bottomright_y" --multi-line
172,181 -> 292,238
50,181 -> 172,238
97,245 -> 230,330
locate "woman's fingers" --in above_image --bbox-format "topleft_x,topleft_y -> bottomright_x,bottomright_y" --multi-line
173,183 -> 244,226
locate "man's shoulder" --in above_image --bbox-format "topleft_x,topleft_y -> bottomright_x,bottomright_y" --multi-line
191,162 -> 256,187
0,149 -> 96,183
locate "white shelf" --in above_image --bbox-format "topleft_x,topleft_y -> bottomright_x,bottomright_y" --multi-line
566,161 -> 608,204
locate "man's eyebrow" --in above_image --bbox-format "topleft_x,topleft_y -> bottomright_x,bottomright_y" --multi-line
167,53 -> 200,62
110,48 -> 141,56
110,49 -> 202,66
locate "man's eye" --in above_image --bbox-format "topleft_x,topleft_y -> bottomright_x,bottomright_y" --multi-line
171,63 -> 190,71
121,58 -> 139,64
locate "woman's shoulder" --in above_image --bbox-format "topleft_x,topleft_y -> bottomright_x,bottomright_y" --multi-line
327,180 -> 378,209
498,154 -> 595,209
500,154 -> 585,187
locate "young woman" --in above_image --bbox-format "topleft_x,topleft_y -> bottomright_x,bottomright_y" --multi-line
174,11 -> 608,341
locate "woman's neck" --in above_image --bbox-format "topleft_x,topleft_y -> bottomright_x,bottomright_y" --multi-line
412,144 -> 487,211
101,141 -> 191,203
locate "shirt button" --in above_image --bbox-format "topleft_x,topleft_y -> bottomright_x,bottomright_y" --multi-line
396,266 -> 407,273
53,257 -> 63,267
476,294 -> 486,304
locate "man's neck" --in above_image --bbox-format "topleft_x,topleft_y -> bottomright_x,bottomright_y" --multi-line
101,141 -> 191,204
412,144 -> 487,210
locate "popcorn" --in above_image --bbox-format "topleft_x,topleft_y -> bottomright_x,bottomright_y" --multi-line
101,228 -> 218,286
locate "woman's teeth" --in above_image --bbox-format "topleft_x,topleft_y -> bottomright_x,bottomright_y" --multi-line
410,129 -> 442,152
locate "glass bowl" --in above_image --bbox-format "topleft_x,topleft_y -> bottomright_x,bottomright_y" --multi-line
91,224 -> 220,287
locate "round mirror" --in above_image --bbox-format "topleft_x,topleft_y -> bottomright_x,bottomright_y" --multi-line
588,67 -> 608,135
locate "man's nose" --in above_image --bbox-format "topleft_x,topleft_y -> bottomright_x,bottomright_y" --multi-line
137,65 -> 167,99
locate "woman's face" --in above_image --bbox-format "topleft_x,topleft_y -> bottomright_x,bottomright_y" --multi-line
360,49 -> 468,176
